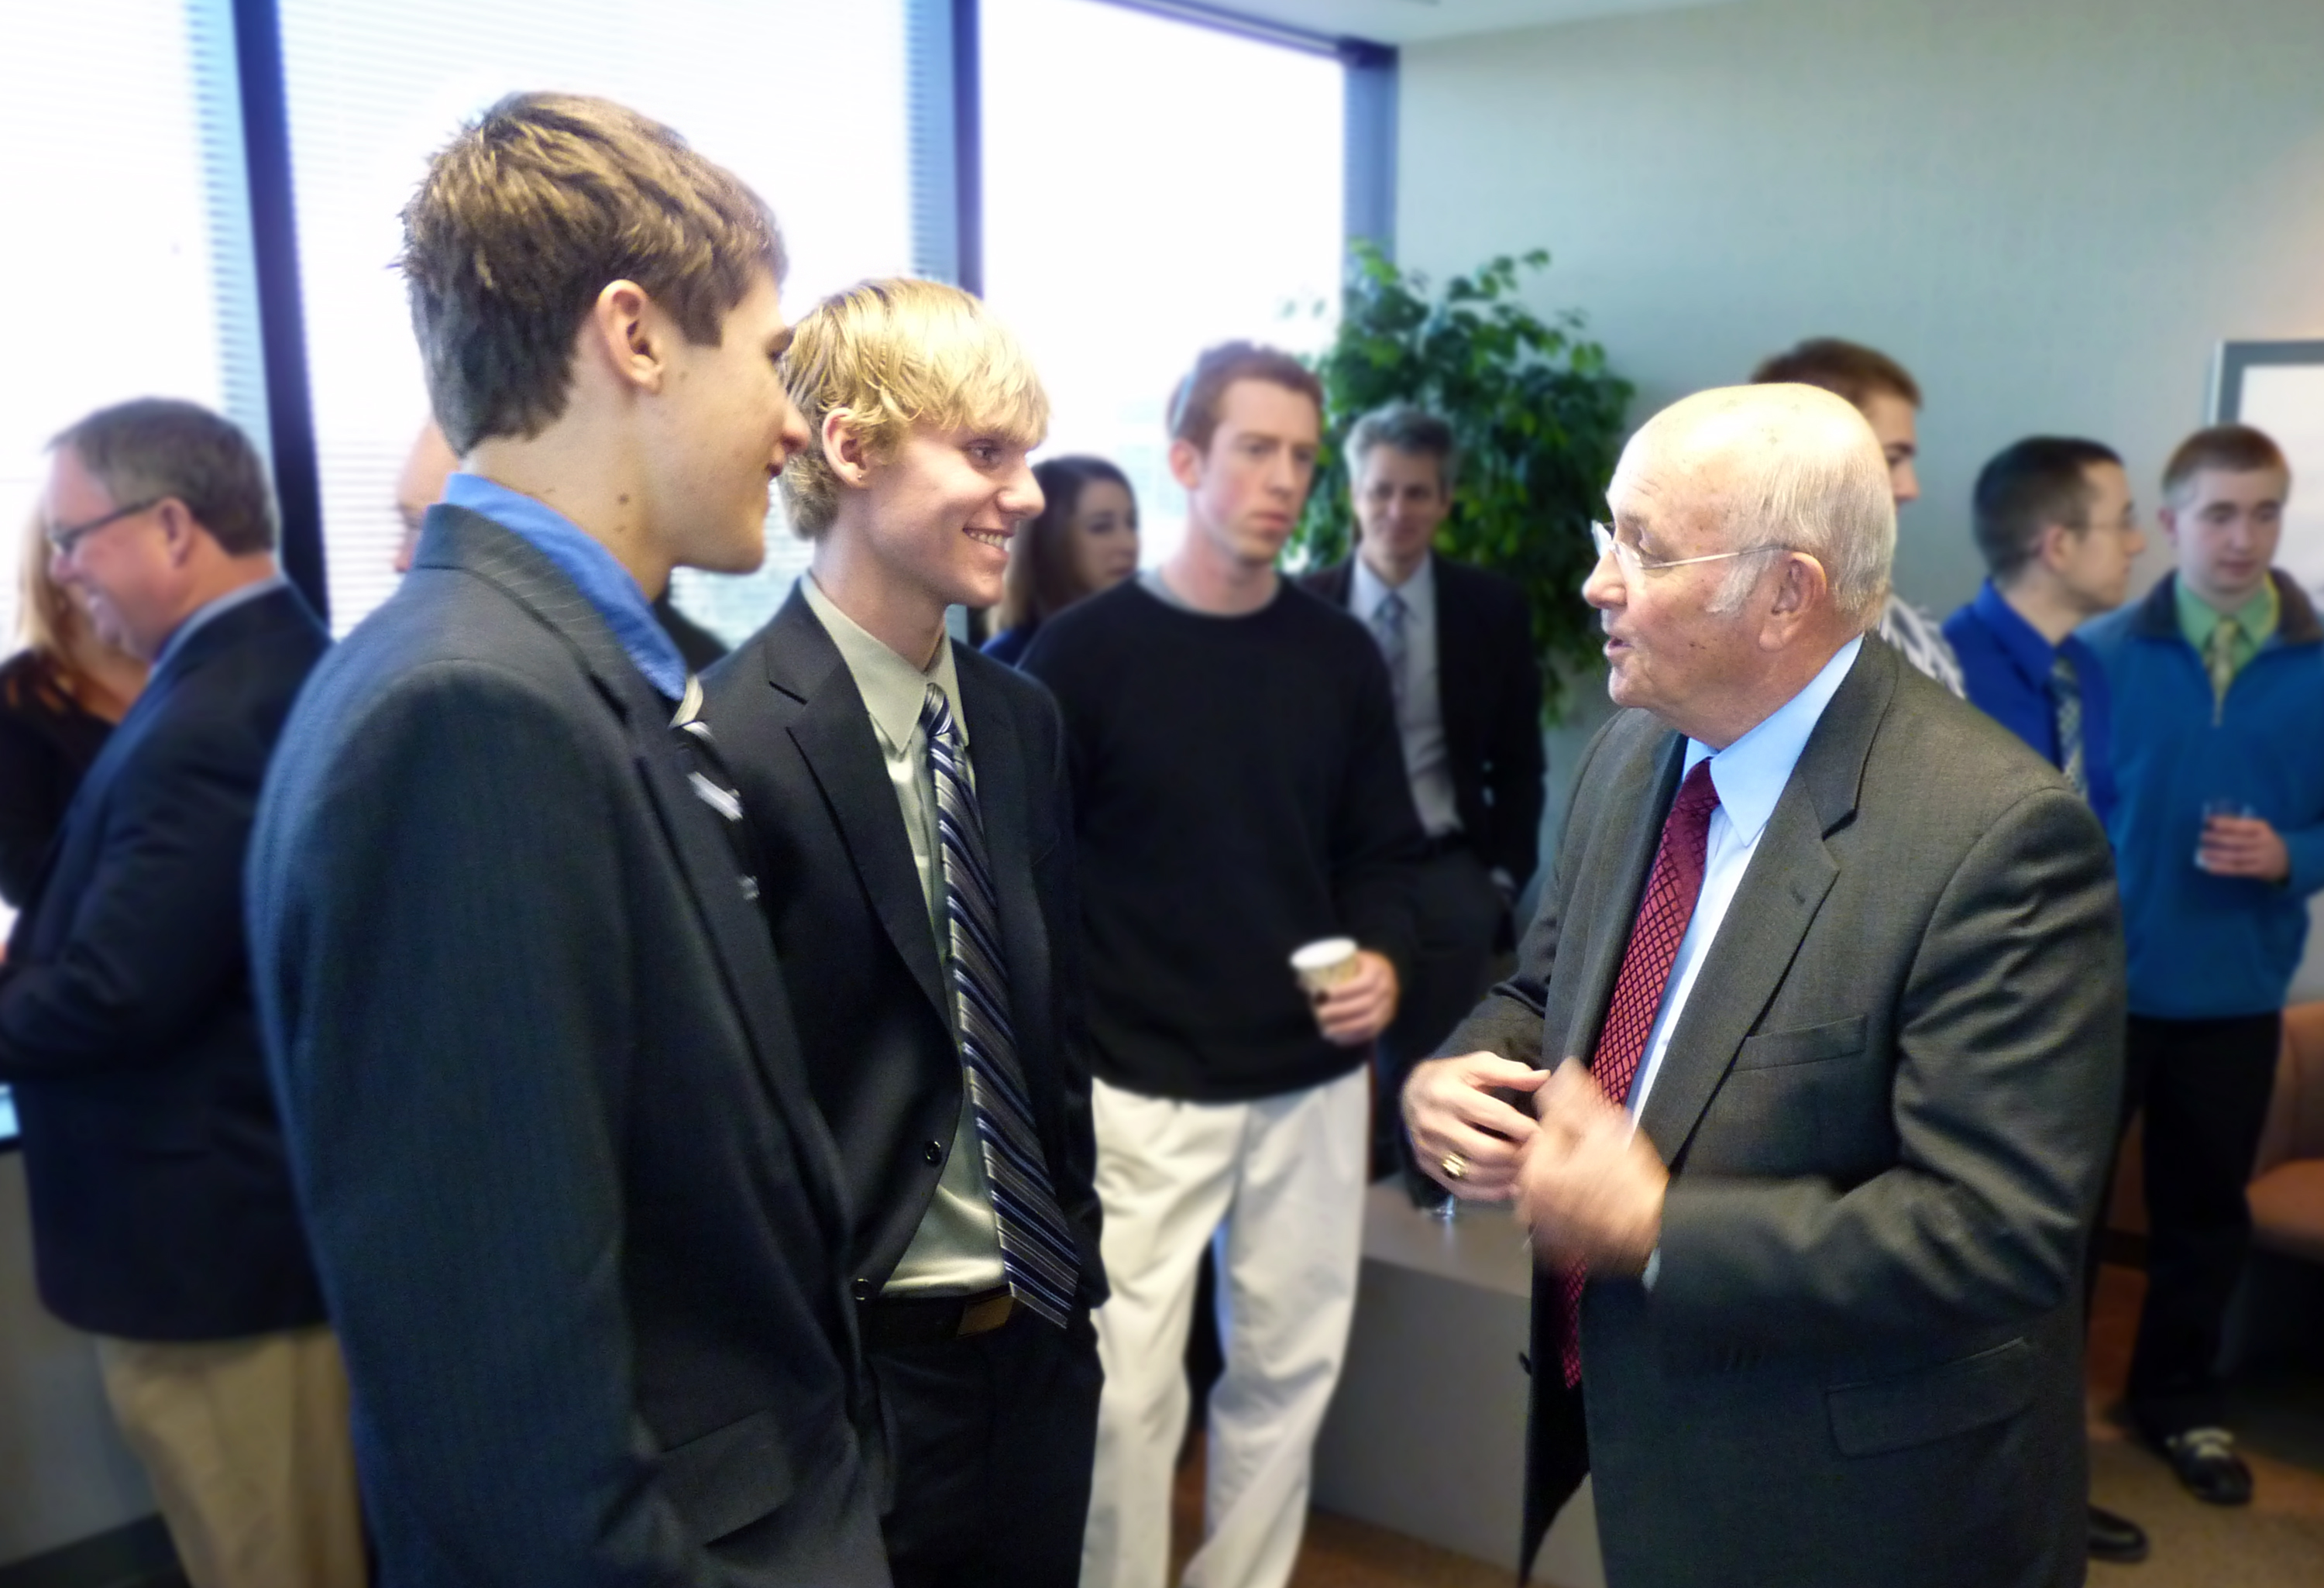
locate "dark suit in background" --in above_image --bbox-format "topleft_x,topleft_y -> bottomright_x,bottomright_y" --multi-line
1302,553 -> 1545,1174
0,584 -> 357,1580
248,510 -> 885,1587
1452,640 -> 2121,1588
704,585 -> 1104,1586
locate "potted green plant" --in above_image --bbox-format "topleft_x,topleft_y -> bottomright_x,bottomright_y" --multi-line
1291,244 -> 1632,719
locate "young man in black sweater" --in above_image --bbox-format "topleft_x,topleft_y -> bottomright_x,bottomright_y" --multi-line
1023,342 -> 1422,1588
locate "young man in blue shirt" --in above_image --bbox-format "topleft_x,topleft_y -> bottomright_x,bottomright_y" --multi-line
1944,437 -> 2145,827
2083,423 -> 2324,1508
1945,435 -> 2150,1562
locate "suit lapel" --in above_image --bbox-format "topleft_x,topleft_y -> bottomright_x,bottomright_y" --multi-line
425,511 -> 855,1241
762,591 -> 951,1026
1632,642 -> 1893,1163
1432,561 -> 1481,765
1556,734 -> 1684,1068
954,657 -> 1054,1098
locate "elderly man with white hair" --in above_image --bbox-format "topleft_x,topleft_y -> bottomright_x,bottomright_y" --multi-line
1405,383 -> 2123,1588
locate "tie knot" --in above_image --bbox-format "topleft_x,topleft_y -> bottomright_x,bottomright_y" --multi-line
1376,590 -> 1408,627
2050,649 -> 2079,690
919,682 -> 957,744
1673,758 -> 1718,821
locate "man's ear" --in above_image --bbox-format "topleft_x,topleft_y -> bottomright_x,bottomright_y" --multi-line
821,410 -> 874,490
153,498 -> 201,567
1167,435 -> 1204,493
1759,550 -> 1831,648
2156,504 -> 2182,547
585,280 -> 664,395
2034,521 -> 2077,574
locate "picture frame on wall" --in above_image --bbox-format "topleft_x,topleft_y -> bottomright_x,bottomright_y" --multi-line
2211,339 -> 2324,600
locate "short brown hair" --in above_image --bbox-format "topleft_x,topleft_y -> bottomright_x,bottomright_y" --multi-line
1167,342 -> 1323,454
1751,337 -> 1921,412
2162,424 -> 2290,504
50,397 -> 277,555
400,92 -> 785,452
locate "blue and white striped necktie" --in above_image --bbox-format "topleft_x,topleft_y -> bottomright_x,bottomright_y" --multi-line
920,684 -> 1078,1328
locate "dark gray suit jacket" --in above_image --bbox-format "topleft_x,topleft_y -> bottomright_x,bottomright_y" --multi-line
1448,638 -> 2123,1588
247,510 -> 887,1586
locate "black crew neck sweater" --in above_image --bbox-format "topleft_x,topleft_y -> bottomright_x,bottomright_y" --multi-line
1022,577 -> 1424,1102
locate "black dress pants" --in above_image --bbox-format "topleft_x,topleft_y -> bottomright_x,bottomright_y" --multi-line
1373,844 -> 1504,1181
2121,1012 -> 2281,1438
871,1305 -> 1102,1587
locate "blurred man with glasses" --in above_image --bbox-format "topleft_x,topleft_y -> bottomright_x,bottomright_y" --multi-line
1,398 -> 352,1588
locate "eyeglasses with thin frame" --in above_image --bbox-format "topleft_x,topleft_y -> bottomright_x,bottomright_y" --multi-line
1589,521 -> 1791,579
45,498 -> 162,559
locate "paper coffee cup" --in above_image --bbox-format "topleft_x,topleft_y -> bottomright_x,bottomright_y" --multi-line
1290,937 -> 1361,998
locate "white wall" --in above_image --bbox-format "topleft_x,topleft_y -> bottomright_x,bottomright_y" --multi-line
0,1153 -> 156,1566
1397,0 -> 2324,617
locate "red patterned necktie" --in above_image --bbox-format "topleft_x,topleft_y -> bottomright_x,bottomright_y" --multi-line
1556,758 -> 1720,1387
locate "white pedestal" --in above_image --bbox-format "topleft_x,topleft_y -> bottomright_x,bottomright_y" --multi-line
1312,1181 -> 1604,1587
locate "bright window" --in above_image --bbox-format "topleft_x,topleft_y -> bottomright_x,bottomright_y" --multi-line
0,0 -> 268,649
277,0 -> 920,640
0,0 -> 266,999
980,0 -> 1346,566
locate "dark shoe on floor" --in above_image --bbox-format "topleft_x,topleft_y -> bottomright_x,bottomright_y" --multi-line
2087,1504 -> 2148,1563
2158,1426 -> 2254,1505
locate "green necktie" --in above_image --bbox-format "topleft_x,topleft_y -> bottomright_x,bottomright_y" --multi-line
2050,653 -> 2088,803
2205,617 -> 2241,724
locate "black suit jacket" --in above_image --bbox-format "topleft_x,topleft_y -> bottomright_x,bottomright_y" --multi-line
246,510 -> 885,1587
702,587 -> 1105,1308
1302,555 -> 1545,888
0,584 -> 327,1339
1449,639 -> 2121,1588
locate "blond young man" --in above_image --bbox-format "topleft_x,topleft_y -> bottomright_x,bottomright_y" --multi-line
247,94 -> 885,1585
703,279 -> 1105,1587
1024,342 -> 1422,1588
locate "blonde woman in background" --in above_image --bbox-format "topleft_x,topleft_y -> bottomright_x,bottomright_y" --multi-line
0,508 -> 146,906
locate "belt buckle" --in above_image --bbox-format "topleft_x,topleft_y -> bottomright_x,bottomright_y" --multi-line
957,1291 -> 1015,1337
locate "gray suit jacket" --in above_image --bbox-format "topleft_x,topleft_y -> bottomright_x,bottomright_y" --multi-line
1449,638 -> 2123,1588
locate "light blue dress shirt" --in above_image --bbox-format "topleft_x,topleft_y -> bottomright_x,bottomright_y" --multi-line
1627,636 -> 1864,1119
441,473 -> 689,700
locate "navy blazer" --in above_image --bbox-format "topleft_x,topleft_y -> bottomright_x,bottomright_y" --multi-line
247,510 -> 886,1587
702,587 -> 1105,1311
0,584 -> 328,1340
1301,554 -> 1546,890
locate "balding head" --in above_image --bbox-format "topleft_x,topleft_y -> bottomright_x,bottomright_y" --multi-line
1587,384 -> 1895,748
1615,383 -> 1895,628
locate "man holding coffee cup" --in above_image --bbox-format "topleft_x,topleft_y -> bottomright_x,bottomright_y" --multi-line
1022,341 -> 1422,1588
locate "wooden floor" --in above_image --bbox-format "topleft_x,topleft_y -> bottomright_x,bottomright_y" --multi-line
1162,1263 -> 2324,1586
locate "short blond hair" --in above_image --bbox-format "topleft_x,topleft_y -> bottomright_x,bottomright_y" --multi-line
779,278 -> 1049,538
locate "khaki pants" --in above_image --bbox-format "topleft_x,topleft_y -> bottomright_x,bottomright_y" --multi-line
95,1325 -> 366,1588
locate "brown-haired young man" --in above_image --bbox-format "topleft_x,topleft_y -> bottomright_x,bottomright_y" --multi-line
1752,338 -> 1965,696
2083,423 -> 2323,1510
1024,342 -> 1423,1588
247,94 -> 885,1586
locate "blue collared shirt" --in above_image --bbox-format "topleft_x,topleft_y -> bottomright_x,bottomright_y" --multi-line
1628,635 -> 1863,1116
150,572 -> 289,680
442,473 -> 689,700
1941,581 -> 2116,827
